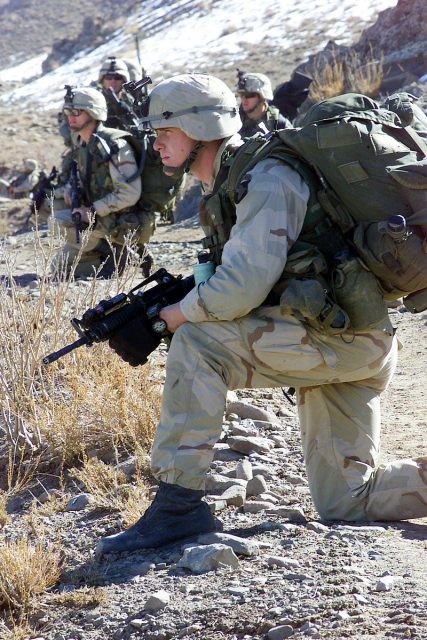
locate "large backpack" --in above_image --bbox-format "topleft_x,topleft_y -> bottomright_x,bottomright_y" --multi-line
226,92 -> 427,313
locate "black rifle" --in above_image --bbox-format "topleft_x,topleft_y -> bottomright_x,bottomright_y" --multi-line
42,268 -> 195,365
122,76 -> 152,119
69,160 -> 83,244
102,87 -> 140,130
23,165 -> 58,226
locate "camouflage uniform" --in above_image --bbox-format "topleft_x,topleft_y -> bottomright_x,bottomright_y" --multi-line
150,137 -> 427,522
239,103 -> 289,138
97,74 -> 427,564
236,72 -> 291,137
51,88 -> 144,279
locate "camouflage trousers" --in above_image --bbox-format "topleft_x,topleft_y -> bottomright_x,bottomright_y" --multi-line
50,208 -> 155,279
152,306 -> 427,522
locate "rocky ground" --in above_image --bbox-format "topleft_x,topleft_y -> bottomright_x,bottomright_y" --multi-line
0,207 -> 426,640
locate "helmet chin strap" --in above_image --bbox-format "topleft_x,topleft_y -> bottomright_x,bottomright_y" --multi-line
162,141 -> 203,178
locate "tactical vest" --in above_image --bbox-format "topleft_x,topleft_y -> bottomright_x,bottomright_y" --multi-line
200,136 -> 390,333
77,126 -> 128,206
239,104 -> 287,138
78,127 -> 182,215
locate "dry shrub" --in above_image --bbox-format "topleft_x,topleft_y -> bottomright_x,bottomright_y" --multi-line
50,585 -> 106,608
348,48 -> 384,97
35,345 -> 161,467
0,621 -> 39,640
0,537 -> 61,616
69,457 -> 150,526
0,223 -> 162,487
0,492 -> 7,528
308,51 -> 346,104
307,47 -> 384,105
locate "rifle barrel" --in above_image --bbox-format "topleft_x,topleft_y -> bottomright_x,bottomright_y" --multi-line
42,336 -> 89,365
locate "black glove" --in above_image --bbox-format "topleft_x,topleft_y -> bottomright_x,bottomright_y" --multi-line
108,315 -> 161,367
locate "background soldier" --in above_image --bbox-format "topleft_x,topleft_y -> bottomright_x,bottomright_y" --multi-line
98,73 -> 427,556
98,57 -> 185,226
50,87 -> 149,279
97,56 -> 136,131
0,158 -> 41,198
236,71 -> 290,137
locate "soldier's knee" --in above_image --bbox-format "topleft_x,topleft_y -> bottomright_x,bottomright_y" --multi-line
313,486 -> 368,522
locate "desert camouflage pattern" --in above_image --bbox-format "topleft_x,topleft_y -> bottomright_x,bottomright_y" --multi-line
143,74 -> 242,141
151,156 -> 427,521
66,88 -> 108,122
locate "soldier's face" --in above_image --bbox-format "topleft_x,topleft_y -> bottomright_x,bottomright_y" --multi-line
102,75 -> 124,95
154,128 -> 195,168
65,109 -> 94,132
240,92 -> 264,116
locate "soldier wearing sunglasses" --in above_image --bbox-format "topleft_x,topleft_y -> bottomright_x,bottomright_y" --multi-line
236,71 -> 290,138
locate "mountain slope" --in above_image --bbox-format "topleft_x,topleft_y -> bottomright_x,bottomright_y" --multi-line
0,0 -> 398,110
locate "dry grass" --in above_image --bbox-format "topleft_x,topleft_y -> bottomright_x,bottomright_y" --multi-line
0,621 -> 40,640
307,48 -> 384,106
0,537 -> 62,617
308,51 -> 346,104
49,585 -> 106,608
347,48 -> 384,97
0,492 -> 7,528
69,457 -> 150,526
0,219 -> 161,629
0,221 -> 161,490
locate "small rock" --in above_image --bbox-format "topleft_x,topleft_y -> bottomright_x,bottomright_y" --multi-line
246,474 -> 268,497
267,556 -> 301,569
375,575 -> 403,591
228,435 -> 272,455
306,521 -> 329,533
243,500 -> 274,513
198,532 -> 260,557
144,589 -> 170,610
235,459 -> 253,480
65,493 -> 93,511
268,625 -> 294,639
267,506 -> 307,523
177,543 -> 239,573
226,400 -> 279,425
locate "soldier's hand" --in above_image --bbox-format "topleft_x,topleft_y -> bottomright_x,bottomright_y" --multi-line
159,303 -> 187,333
108,316 -> 161,367
71,207 -> 91,224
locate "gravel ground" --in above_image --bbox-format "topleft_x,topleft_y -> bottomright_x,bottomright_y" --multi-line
0,217 -> 426,640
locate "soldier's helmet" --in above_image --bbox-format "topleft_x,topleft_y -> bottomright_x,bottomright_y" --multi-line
23,158 -> 38,171
122,58 -> 142,82
236,72 -> 273,101
63,87 -> 107,122
98,57 -> 130,84
143,73 -> 242,141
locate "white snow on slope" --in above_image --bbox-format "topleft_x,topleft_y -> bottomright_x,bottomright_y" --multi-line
0,0 -> 397,110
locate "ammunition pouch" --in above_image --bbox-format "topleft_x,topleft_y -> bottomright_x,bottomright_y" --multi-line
332,254 -> 389,330
353,221 -> 427,300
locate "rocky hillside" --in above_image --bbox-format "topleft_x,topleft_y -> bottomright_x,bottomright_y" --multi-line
0,0 -> 137,66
